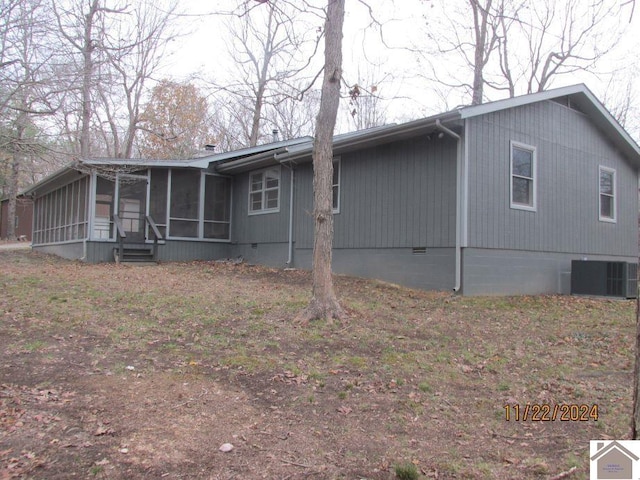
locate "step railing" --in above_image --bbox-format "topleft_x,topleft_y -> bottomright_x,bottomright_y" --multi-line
145,215 -> 163,261
113,214 -> 126,264
112,214 -> 164,263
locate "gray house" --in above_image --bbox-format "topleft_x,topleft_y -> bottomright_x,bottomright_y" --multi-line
25,84 -> 640,295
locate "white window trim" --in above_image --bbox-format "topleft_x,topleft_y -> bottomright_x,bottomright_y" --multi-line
598,165 -> 616,223
248,166 -> 281,215
332,157 -> 341,214
510,140 -> 537,212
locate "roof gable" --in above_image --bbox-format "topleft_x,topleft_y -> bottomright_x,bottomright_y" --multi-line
460,84 -> 640,164
591,440 -> 640,461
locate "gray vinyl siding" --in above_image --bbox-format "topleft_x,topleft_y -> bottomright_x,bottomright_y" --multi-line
466,100 -> 638,257
230,168 -> 291,245
294,136 -> 458,249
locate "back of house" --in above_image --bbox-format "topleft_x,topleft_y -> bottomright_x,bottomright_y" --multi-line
24,84 -> 640,296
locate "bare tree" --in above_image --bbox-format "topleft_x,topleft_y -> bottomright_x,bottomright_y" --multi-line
212,0 -> 321,146
297,0 -> 346,323
415,0 -> 506,105
622,0 -> 636,21
508,0 -> 624,94
1,0 -> 56,240
418,0 -> 627,104
53,0 -> 110,158
54,0 -> 179,159
345,67 -> 389,130
468,0 -> 498,104
269,84 -> 320,139
96,0 -> 179,158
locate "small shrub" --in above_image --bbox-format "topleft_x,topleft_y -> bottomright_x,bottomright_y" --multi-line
395,461 -> 419,480
418,381 -> 432,393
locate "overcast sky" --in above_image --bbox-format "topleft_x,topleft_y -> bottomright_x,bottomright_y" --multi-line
159,0 -> 640,140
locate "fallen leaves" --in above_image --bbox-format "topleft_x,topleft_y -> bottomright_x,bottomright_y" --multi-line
0,251 -> 635,479
93,423 -> 114,437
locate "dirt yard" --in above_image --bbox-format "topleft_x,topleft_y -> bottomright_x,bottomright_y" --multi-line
0,250 -> 635,479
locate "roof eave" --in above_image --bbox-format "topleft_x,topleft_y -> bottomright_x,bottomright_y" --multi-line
217,111 -> 463,174
23,164 -> 79,196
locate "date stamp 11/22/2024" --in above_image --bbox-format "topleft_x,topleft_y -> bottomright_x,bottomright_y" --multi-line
504,403 -> 599,422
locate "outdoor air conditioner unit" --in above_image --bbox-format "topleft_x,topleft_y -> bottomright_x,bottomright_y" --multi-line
570,260 -> 638,299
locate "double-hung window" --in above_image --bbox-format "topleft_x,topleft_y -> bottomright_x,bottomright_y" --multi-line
510,141 -> 536,211
249,167 -> 280,214
599,166 -> 616,222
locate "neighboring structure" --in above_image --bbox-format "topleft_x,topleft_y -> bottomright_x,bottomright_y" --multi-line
0,196 -> 33,241
23,84 -> 640,295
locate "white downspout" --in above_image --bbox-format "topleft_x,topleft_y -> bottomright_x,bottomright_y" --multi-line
286,165 -> 294,265
435,119 -> 463,292
276,149 -> 294,266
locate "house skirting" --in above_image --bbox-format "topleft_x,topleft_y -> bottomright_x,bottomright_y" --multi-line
33,241 -> 85,261
232,242 -> 292,268
34,240 -> 233,263
293,247 -> 456,292
461,248 -> 638,296
229,243 -> 456,291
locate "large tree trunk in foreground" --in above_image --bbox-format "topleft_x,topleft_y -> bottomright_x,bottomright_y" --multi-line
297,0 -> 345,323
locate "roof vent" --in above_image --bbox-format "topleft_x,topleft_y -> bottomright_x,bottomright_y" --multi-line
205,144 -> 216,152
272,130 -> 279,142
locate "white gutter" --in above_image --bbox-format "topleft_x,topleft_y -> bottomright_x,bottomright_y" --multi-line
216,146 -> 291,173
435,119 -> 463,292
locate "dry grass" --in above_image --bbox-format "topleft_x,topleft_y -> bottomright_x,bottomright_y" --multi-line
0,250 -> 635,479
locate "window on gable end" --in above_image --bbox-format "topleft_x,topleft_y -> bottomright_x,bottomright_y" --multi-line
510,141 -> 536,211
599,166 -> 616,222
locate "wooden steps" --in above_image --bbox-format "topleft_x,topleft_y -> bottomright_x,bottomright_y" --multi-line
114,243 -> 156,264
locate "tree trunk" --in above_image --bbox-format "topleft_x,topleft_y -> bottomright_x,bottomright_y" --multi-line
80,0 -> 99,158
297,0 -> 345,323
6,156 -> 19,241
470,0 -> 492,105
6,110 -> 27,242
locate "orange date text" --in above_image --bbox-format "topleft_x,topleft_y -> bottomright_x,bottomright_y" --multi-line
503,403 -> 598,421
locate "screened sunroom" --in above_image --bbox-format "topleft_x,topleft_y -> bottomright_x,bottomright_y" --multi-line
27,159 -> 233,263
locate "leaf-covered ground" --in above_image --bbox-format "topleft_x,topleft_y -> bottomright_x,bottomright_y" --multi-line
0,249 -> 635,479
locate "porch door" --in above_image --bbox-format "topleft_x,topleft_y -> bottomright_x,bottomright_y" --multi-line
118,174 -> 148,243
